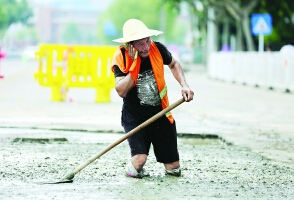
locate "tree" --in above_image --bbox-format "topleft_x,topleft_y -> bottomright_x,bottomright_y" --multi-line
0,0 -> 32,31
204,0 -> 261,51
216,0 -> 261,51
61,23 -> 98,45
97,0 -> 179,45
162,0 -> 262,51
253,0 -> 294,50
164,0 -> 294,51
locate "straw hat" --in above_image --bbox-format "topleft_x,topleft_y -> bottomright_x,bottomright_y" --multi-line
113,19 -> 163,43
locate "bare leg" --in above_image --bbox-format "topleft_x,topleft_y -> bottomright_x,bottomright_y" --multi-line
125,154 -> 148,178
131,154 -> 148,171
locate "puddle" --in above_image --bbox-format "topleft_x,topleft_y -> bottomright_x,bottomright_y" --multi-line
12,137 -> 68,143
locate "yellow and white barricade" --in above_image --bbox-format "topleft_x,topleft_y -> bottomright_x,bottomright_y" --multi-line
34,44 -> 117,102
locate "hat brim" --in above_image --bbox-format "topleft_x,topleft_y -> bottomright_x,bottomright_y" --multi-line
113,29 -> 163,43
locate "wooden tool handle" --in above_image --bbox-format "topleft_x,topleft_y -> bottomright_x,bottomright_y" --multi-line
73,97 -> 185,175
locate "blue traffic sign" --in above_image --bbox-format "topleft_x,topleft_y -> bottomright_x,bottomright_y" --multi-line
251,14 -> 272,36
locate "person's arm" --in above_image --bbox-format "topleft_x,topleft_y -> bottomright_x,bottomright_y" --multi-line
114,43 -> 137,98
168,57 -> 194,102
115,74 -> 134,98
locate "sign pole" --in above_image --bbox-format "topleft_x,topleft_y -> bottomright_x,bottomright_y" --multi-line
251,13 -> 272,52
258,33 -> 264,52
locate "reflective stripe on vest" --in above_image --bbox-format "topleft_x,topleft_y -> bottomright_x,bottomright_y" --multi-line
159,85 -> 167,99
165,111 -> 171,118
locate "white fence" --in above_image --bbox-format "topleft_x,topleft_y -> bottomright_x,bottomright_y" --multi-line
208,52 -> 294,92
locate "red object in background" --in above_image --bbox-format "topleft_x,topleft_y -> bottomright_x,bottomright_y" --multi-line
0,47 -> 7,79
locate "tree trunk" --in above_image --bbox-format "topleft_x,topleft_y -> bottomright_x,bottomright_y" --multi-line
242,13 -> 255,51
222,17 -> 230,47
236,20 -> 243,51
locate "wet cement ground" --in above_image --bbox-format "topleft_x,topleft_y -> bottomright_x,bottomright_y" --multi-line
1,128 -> 294,200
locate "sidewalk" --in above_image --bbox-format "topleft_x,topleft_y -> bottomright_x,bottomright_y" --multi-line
0,58 -> 294,164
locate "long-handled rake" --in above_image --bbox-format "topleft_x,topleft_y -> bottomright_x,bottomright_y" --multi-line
37,97 -> 185,184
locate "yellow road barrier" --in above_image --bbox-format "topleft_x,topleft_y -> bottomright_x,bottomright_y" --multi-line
34,44 -> 117,102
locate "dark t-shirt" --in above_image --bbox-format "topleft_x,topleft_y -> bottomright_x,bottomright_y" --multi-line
113,41 -> 172,122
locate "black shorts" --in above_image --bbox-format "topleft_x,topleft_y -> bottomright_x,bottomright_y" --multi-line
121,108 -> 179,163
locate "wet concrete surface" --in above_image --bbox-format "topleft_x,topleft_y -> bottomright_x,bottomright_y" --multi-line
1,128 -> 294,199
1,58 -> 294,199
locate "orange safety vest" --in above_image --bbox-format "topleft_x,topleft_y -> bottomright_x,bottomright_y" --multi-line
112,41 -> 174,124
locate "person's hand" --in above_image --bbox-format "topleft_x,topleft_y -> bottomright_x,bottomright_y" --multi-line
181,85 -> 194,102
126,43 -> 138,60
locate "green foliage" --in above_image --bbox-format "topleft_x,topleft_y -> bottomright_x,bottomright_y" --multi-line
97,0 -> 179,45
162,0 -> 294,50
62,23 -> 83,44
0,0 -> 32,30
253,0 -> 294,50
62,23 -> 97,44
